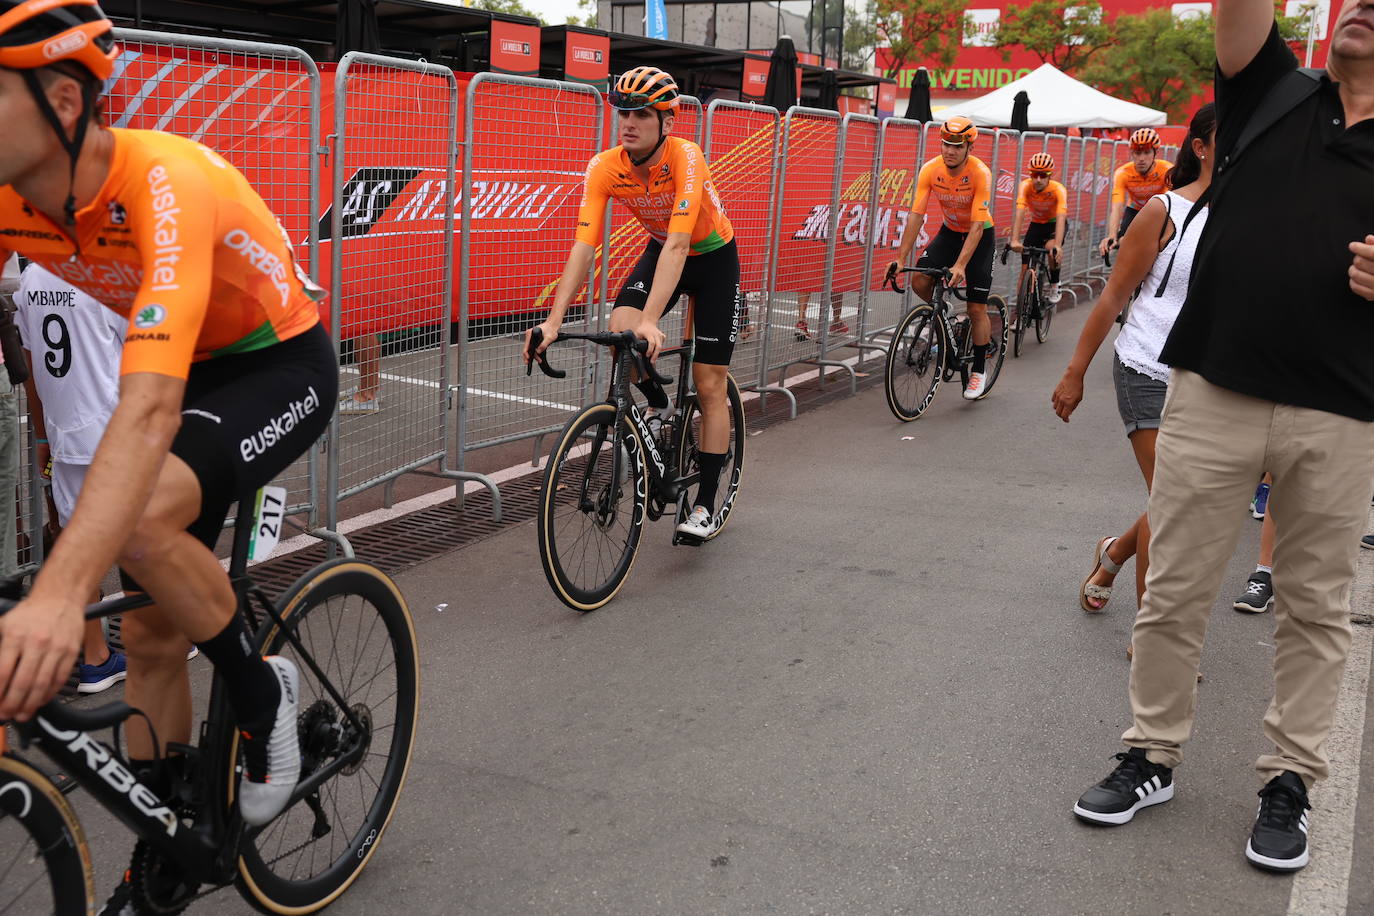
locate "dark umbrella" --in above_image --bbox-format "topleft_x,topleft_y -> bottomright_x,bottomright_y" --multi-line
1010,90 -> 1031,132
817,67 -> 840,111
336,0 -> 381,59
764,34 -> 799,111
903,67 -> 933,122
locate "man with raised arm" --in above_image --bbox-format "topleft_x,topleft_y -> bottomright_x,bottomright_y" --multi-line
1070,0 -> 1374,873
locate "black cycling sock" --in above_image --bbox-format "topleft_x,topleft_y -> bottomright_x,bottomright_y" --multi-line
195,616 -> 279,732
635,378 -> 669,410
972,344 -> 988,374
1049,263 -> 1061,283
694,451 -> 728,513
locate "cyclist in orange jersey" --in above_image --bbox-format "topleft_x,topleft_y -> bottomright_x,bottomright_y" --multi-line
887,115 -> 998,400
0,0 -> 336,855
1010,151 -> 1068,304
524,67 -> 742,541
1099,128 -> 1173,257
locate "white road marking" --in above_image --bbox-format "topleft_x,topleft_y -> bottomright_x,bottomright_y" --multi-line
1285,506 -> 1374,916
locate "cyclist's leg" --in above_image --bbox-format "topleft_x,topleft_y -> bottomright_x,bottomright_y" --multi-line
965,231 -> 996,348
912,226 -> 961,304
610,239 -> 684,402
682,242 -> 741,514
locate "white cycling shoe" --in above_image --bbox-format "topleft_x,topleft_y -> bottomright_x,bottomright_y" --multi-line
1046,283 -> 1062,304
238,656 -> 302,826
963,372 -> 988,400
675,505 -> 719,539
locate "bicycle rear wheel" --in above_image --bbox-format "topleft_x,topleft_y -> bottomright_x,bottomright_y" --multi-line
538,404 -> 648,611
976,296 -> 1009,399
1034,272 -> 1054,343
0,753 -> 94,915
233,560 -> 419,915
884,304 -> 945,422
674,373 -> 745,538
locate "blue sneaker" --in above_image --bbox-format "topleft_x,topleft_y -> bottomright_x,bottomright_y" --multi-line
1251,482 -> 1270,519
78,650 -> 127,694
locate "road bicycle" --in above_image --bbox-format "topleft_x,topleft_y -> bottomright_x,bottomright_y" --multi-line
526,327 -> 744,612
881,266 -> 1008,422
1001,244 -> 1055,357
0,493 -> 419,915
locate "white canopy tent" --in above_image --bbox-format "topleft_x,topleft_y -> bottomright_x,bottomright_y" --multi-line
936,64 -> 1167,128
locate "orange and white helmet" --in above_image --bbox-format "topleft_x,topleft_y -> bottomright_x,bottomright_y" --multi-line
1028,152 -> 1055,174
940,115 -> 978,146
610,66 -> 681,112
1129,128 -> 1161,151
0,0 -> 119,80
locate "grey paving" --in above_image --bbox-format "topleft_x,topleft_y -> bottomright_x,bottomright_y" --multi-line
54,302 -> 1372,915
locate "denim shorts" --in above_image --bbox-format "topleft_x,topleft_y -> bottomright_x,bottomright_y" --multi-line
1113,355 -> 1167,435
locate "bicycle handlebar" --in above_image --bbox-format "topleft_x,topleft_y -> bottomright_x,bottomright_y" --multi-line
525,328 -> 672,386
1000,244 -> 1051,266
884,264 -> 968,301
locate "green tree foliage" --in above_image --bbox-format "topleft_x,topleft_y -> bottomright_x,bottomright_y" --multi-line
565,0 -> 597,28
1078,8 -> 1214,119
471,0 -> 546,24
876,0 -> 967,76
993,0 -> 1111,70
843,0 -> 880,70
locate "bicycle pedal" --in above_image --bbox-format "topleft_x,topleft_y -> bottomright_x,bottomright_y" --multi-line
672,533 -> 704,547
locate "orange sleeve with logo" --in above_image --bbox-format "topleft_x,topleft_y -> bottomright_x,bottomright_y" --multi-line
1016,179 -> 1031,211
665,141 -> 706,237
910,159 -> 936,216
1111,164 -> 1129,204
1053,181 -> 1068,217
573,154 -> 611,248
969,160 -> 992,226
122,154 -> 216,379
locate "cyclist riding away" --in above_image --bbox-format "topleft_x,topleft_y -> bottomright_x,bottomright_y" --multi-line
0,0 -> 336,852
1010,151 -> 1067,304
1099,128 -> 1172,257
524,66 -> 742,540
887,115 -> 997,400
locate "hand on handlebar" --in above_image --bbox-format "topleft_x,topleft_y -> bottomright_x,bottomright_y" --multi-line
522,321 -> 559,366
948,264 -> 967,291
1009,240 -> 1023,253
0,593 -> 83,722
635,320 -> 666,362
1098,236 -> 1117,258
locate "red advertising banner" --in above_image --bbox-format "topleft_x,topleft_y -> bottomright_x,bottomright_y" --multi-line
741,56 -> 770,99
877,82 -> 897,119
490,21 -> 539,77
564,30 -> 609,90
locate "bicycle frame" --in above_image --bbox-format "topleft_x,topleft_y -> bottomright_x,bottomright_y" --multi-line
600,339 -> 697,510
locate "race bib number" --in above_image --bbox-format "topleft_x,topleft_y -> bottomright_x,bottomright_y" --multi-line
247,486 -> 287,563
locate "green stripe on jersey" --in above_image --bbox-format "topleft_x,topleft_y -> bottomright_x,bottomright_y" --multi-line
210,320 -> 281,358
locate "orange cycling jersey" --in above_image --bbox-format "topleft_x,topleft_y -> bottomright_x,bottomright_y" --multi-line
1017,179 -> 1068,224
0,129 -> 322,380
575,137 -> 734,254
1111,160 -> 1173,209
910,156 -> 994,234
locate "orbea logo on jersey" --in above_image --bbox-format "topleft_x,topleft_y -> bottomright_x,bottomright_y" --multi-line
43,31 -> 87,60
500,39 -> 531,55
134,305 -> 167,329
240,386 -> 321,463
224,229 -> 292,307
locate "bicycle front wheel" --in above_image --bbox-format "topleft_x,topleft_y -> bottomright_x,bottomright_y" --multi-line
0,753 -> 94,915
234,560 -> 420,915
539,403 -> 648,611
884,304 -> 945,422
977,295 -> 1010,399
674,373 -> 746,538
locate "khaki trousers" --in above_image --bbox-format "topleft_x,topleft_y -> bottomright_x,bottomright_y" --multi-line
1124,370 -> 1374,785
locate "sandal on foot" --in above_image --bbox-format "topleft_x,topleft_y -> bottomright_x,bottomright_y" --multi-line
1080,536 -> 1122,613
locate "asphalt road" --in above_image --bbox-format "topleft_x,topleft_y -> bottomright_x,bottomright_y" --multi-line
56,301 -> 1374,915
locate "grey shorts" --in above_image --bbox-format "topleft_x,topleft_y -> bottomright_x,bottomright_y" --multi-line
1113,355 -> 1167,435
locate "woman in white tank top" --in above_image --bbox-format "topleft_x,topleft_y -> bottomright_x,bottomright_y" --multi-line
1051,104 -> 1215,620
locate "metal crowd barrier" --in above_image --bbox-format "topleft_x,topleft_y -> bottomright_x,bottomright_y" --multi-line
3,25 -> 1191,572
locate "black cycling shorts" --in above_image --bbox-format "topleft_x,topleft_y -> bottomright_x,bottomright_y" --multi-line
172,323 -> 338,549
916,225 -> 995,303
1117,206 -> 1141,238
1021,220 -> 1066,264
614,239 -> 743,366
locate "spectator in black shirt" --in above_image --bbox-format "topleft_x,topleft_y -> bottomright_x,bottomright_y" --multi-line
1070,0 -> 1374,874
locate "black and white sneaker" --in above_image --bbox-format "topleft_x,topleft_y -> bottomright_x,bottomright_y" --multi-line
1246,771 -> 1310,872
1073,747 -> 1174,825
237,656 -> 301,826
1233,571 -> 1274,614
